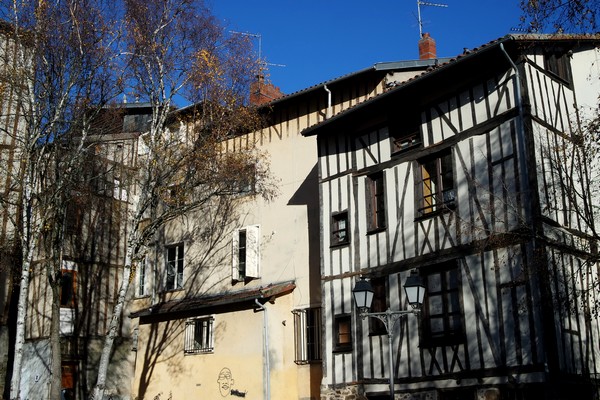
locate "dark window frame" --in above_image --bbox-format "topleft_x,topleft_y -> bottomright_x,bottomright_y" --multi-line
60,270 -> 77,308
416,149 -> 455,217
389,114 -> 423,155
369,277 -> 388,336
237,229 -> 247,279
366,172 -> 386,232
334,314 -> 352,353
544,49 -> 572,85
420,262 -> 465,347
331,211 -> 350,247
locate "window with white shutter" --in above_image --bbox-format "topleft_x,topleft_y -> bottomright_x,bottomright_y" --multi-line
232,225 -> 260,282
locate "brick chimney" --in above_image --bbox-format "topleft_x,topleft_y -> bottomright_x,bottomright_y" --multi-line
250,75 -> 284,106
418,32 -> 437,60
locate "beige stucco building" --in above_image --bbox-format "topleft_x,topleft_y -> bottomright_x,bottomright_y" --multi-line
128,57 -> 439,399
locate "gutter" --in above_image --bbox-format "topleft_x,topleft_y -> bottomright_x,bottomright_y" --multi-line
255,299 -> 271,400
324,85 -> 332,119
499,42 -> 533,228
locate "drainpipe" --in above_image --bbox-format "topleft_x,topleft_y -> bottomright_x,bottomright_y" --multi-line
324,85 -> 332,119
499,43 -> 532,227
254,299 -> 270,400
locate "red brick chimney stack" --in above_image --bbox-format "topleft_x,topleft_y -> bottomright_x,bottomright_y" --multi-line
250,75 -> 285,106
418,32 -> 437,60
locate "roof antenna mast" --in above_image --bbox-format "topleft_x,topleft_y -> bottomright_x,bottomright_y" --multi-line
416,0 -> 448,37
229,30 -> 286,74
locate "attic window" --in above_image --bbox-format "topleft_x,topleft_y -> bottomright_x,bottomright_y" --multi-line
389,113 -> 422,154
544,50 -> 572,84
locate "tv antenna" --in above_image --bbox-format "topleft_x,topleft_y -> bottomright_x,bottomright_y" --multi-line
230,30 -> 286,72
416,1 -> 448,37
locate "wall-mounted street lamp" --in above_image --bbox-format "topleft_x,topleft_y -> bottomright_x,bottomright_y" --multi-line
352,270 -> 426,399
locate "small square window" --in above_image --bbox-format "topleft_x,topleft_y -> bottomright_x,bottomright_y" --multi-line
389,113 -> 422,154
334,314 -> 352,352
331,211 -> 349,246
184,317 -> 214,354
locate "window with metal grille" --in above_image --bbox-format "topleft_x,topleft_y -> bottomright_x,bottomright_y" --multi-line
293,308 -> 322,364
184,317 -> 214,354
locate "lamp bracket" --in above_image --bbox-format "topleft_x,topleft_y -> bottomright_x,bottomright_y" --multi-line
358,308 -> 419,334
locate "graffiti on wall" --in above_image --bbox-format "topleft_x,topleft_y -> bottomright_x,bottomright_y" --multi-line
217,367 -> 247,398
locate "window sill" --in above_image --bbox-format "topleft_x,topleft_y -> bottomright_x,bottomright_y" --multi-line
332,347 -> 352,354
162,288 -> 184,294
366,227 -> 386,235
415,205 -> 455,221
330,241 -> 350,249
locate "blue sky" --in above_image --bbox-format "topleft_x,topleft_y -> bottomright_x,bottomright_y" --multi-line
209,1 -> 525,95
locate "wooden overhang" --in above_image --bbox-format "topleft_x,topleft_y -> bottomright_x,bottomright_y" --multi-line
130,281 -> 296,324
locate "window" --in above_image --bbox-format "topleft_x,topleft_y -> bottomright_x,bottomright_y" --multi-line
137,257 -> 147,297
544,50 -> 572,83
421,263 -> 465,346
113,177 -> 128,202
369,277 -> 387,335
366,172 -> 386,232
184,317 -> 214,354
60,261 -> 77,336
237,163 -> 257,195
60,261 -> 77,308
293,308 -> 322,364
390,113 -> 422,154
331,211 -> 349,246
232,225 -> 260,282
334,314 -> 352,352
417,150 -> 455,216
165,244 -> 184,291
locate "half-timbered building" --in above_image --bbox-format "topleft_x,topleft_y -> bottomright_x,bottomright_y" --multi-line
303,34 -> 600,399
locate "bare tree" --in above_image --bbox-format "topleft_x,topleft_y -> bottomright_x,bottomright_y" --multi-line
0,1 -> 121,398
90,1 -> 271,398
520,0 -> 600,32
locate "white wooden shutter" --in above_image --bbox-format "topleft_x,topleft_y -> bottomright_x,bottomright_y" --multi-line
232,230 -> 240,281
245,225 -> 260,278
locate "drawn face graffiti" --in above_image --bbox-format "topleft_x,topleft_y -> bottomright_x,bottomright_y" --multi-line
217,368 -> 234,397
